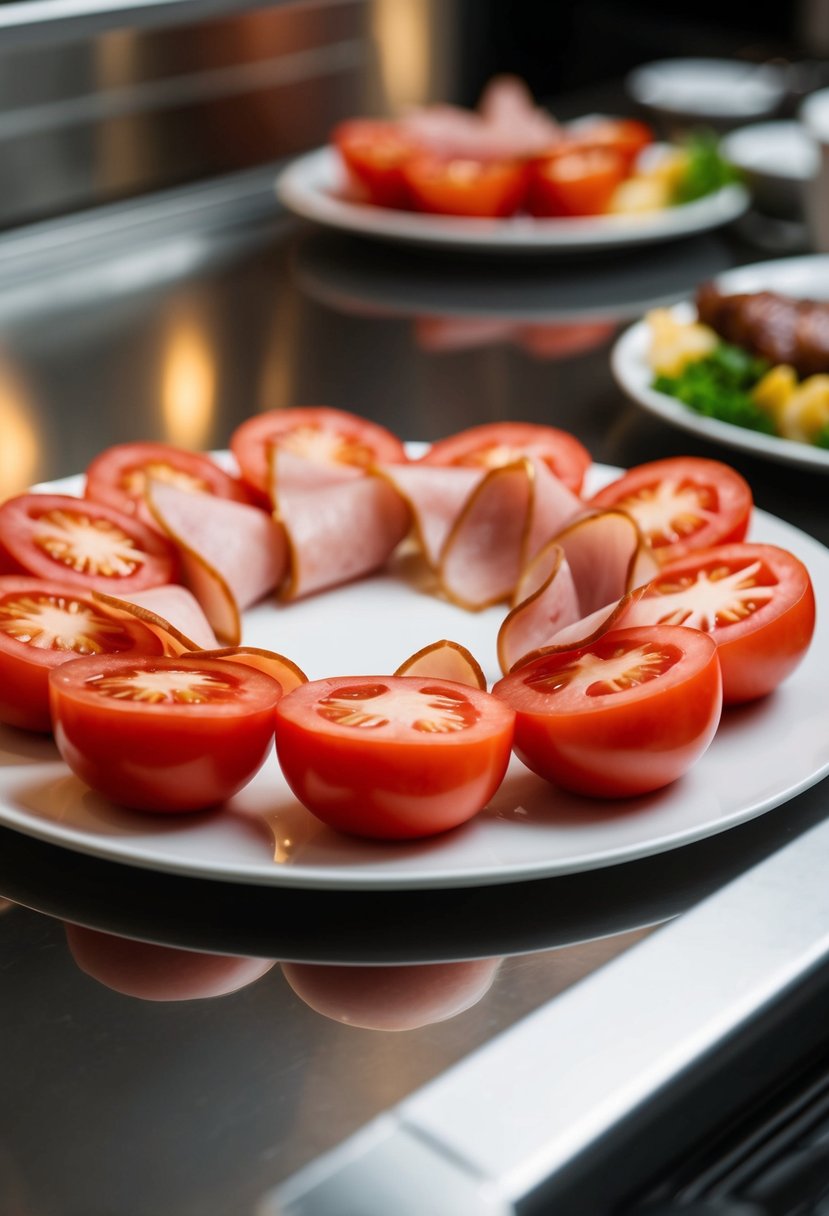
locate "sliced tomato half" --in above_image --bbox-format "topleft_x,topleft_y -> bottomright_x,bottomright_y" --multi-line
493,625 -> 722,798
401,155 -> 528,217
589,457 -> 753,565
85,442 -> 251,525
275,675 -> 515,840
526,148 -> 627,217
0,494 -> 177,594
50,655 -> 283,812
0,577 -> 164,732
333,119 -> 421,208
632,543 -> 816,704
230,406 -> 409,501
419,421 -> 592,494
564,118 -> 654,170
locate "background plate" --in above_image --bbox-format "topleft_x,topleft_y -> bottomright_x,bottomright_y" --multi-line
0,461 -> 827,890
276,146 -> 749,253
612,254 -> 829,472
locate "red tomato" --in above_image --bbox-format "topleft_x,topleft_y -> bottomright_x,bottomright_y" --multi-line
493,625 -> 722,798
526,148 -> 627,217
85,442 -> 251,526
230,406 -> 408,501
634,544 -> 816,704
275,675 -> 515,840
49,655 -> 282,813
565,118 -> 654,170
0,494 -> 177,594
401,155 -> 528,217
589,457 -> 753,565
419,421 -> 591,494
333,119 -> 420,208
0,576 -> 164,732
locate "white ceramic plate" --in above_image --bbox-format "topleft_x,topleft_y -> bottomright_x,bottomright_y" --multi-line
612,254 -> 829,472
1,458 -> 827,890
276,146 -> 749,254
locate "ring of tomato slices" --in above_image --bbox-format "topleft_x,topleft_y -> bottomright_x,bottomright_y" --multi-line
589,456 -> 753,565
0,494 -> 177,594
493,625 -> 722,798
634,543 -> 816,704
49,655 -> 283,813
0,577 -> 165,732
274,675 -> 515,839
230,406 -> 409,502
85,442 -> 251,525
419,421 -> 592,495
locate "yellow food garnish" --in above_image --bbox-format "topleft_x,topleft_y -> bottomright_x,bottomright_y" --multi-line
609,176 -> 671,214
646,309 -> 719,377
646,148 -> 690,190
752,364 -> 797,426
779,374 -> 829,442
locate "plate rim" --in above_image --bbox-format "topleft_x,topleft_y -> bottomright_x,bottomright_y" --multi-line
275,146 -> 750,253
611,253 -> 829,473
1,459 -> 827,890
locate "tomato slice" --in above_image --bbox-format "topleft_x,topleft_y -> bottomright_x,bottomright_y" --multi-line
49,654 -> 282,813
275,675 -> 515,840
419,421 -> 591,494
333,119 -> 421,208
401,155 -> 528,218
633,543 -> 815,704
85,442 -> 251,526
589,457 -> 753,564
0,576 -> 164,732
229,406 -> 408,501
526,148 -> 627,217
0,494 -> 177,594
564,118 -> 654,170
493,625 -> 722,798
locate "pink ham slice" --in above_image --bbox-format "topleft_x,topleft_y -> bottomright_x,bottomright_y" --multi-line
146,480 -> 288,645
198,646 -> 307,694
523,456 -> 584,566
92,585 -> 218,654
497,546 -> 580,675
395,639 -> 486,689
271,452 -> 411,601
377,463 -> 483,569
269,445 -> 363,494
401,76 -> 560,161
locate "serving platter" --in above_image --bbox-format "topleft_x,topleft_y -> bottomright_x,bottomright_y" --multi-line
1,456 -> 827,890
612,254 -> 829,472
276,146 -> 749,254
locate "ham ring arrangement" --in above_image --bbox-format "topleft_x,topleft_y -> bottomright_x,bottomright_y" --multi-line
0,406 -> 817,836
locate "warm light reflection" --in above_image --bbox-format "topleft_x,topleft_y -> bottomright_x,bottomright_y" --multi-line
0,359 -> 40,499
161,312 -> 216,449
372,0 -> 431,109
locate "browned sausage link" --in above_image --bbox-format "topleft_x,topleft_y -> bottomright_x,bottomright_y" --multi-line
695,285 -> 829,376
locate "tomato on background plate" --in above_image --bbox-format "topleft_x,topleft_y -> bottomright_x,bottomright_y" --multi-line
85,442 -> 251,525
50,654 -> 283,813
0,577 -> 164,732
633,543 -> 816,704
0,494 -> 177,594
564,117 -> 654,171
493,625 -> 722,798
419,421 -> 592,495
526,148 -> 627,217
275,674 -> 515,839
589,456 -> 753,565
401,155 -> 528,218
230,406 -> 409,501
333,120 -> 421,209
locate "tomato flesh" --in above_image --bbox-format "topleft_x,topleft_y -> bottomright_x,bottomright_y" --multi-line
0,577 -> 164,732
402,155 -> 528,218
0,494 -> 177,593
230,406 -> 408,501
275,675 -> 515,839
420,421 -> 592,494
526,148 -> 627,217
589,457 -> 753,564
635,543 -> 816,703
564,118 -> 654,170
493,625 -> 722,798
85,442 -> 251,525
333,120 -> 421,208
50,655 -> 282,812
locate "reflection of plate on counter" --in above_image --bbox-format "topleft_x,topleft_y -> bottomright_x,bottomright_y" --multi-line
277,147 -> 749,254
1,457 -> 828,893
291,228 -> 737,325
612,255 -> 829,472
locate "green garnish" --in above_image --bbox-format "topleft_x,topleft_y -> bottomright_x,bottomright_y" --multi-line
653,342 -> 774,434
673,132 -> 741,204
814,424 -> 829,450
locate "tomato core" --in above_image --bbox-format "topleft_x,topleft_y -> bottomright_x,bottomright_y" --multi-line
33,509 -> 145,578
0,591 -> 137,655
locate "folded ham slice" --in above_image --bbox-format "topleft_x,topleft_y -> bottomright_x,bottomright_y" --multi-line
92,585 -> 218,654
377,463 -> 484,569
395,639 -> 486,689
